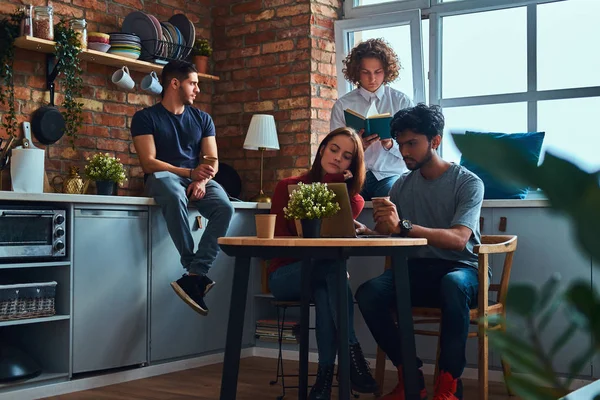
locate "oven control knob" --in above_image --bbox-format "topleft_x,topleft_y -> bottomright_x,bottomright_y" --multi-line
55,227 -> 65,238
54,241 -> 65,252
55,214 -> 65,225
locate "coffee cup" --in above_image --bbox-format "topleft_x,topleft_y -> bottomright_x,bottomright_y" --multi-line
371,196 -> 391,210
255,214 -> 277,239
141,70 -> 162,95
202,155 -> 218,170
111,66 -> 134,90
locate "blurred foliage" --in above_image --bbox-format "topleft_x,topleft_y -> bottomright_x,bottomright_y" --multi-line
453,134 -> 600,399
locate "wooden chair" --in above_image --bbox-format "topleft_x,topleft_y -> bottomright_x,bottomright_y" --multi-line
373,235 -> 517,400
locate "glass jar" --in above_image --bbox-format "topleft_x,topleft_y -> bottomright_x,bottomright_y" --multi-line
33,6 -> 54,41
20,5 -> 33,37
69,19 -> 87,49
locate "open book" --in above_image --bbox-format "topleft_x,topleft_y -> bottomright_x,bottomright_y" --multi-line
343,102 -> 392,139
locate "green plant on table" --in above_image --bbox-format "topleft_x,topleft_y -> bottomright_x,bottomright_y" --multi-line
284,182 -> 341,220
453,133 -> 600,400
84,153 -> 127,185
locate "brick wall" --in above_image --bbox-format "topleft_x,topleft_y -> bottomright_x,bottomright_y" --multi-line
212,0 -> 341,200
0,0 -> 213,195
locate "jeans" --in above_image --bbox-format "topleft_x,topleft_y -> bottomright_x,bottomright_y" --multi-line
355,258 -> 479,378
360,171 -> 400,201
269,260 -> 358,365
146,171 -> 234,275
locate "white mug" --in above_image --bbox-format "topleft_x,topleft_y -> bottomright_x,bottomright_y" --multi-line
111,66 -> 135,90
141,70 -> 162,95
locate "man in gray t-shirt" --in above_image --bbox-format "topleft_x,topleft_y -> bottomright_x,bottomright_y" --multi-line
355,104 -> 484,400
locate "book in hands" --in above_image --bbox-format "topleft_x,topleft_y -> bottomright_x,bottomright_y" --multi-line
343,109 -> 393,139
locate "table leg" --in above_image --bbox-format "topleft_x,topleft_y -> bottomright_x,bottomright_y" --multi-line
298,258 -> 312,399
220,256 -> 251,400
392,254 -> 421,400
337,258 -> 350,400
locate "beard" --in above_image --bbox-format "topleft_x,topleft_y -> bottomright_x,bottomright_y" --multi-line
178,87 -> 193,106
404,150 -> 433,171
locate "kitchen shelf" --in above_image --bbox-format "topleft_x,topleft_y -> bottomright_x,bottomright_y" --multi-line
0,261 -> 70,270
14,36 -> 219,81
0,315 -> 70,328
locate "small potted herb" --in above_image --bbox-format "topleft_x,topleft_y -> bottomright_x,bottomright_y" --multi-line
190,38 -> 212,74
283,182 -> 341,238
84,153 -> 127,195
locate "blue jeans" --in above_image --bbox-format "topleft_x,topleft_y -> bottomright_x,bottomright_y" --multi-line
355,258 -> 479,378
146,172 -> 234,275
269,260 -> 358,365
360,171 -> 400,201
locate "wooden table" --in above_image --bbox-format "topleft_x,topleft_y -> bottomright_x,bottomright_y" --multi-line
217,236 -> 427,400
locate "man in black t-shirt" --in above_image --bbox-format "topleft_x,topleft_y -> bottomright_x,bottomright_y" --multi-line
131,60 -> 233,316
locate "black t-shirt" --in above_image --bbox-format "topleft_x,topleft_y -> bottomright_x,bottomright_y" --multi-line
130,103 -> 216,170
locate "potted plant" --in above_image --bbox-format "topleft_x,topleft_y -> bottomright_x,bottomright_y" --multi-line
84,153 -> 127,195
283,182 -> 341,238
190,38 -> 212,74
0,10 -> 23,139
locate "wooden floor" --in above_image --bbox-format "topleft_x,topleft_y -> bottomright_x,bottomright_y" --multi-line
44,357 -> 514,399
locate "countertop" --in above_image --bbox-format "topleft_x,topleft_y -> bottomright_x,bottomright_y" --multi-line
0,191 -> 549,208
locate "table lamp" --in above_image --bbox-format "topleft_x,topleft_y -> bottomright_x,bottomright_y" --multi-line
243,114 -> 279,203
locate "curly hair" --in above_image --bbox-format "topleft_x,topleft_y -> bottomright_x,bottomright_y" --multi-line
342,38 -> 401,86
390,104 -> 445,142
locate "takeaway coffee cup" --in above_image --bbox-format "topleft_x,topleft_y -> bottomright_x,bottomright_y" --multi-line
111,66 -> 135,90
255,214 -> 277,239
141,70 -> 162,95
202,155 -> 218,170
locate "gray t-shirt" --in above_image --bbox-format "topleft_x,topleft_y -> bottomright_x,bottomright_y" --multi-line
389,163 -> 484,269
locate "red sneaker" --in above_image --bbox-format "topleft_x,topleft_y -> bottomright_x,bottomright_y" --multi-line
381,366 -> 428,400
433,371 -> 463,400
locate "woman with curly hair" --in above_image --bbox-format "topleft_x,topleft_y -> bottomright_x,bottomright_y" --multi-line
331,38 -> 413,200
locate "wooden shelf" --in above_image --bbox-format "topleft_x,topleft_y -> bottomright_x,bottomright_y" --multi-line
14,36 -> 219,81
0,315 -> 70,327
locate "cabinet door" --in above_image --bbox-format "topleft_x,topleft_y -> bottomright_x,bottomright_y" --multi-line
150,209 -> 257,362
490,208 -> 593,376
73,208 -> 149,374
593,258 -> 600,379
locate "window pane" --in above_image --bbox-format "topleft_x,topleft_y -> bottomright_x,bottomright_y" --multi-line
538,97 -> 600,173
537,0 -> 600,91
441,8 -> 527,98
352,25 -> 415,101
441,103 -> 528,163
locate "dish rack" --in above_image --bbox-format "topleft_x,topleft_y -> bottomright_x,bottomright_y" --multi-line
0,282 -> 57,321
140,39 -> 193,64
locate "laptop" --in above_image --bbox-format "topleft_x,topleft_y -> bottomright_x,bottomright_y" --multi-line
287,183 -> 390,238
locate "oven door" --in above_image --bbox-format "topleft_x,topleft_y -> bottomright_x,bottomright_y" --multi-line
0,209 -> 57,258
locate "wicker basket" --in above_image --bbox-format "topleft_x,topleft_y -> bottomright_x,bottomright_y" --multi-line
0,282 -> 57,321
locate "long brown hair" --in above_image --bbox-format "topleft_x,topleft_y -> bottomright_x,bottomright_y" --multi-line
308,127 -> 365,196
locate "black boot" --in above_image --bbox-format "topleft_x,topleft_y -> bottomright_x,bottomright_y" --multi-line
309,364 -> 334,400
349,342 -> 379,394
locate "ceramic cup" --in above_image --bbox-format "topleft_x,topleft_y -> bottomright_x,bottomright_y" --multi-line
255,214 -> 277,239
111,66 -> 135,90
141,70 -> 162,95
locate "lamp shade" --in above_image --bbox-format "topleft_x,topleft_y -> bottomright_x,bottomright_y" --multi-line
243,114 -> 280,150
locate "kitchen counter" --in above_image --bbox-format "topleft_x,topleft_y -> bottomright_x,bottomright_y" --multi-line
0,191 -> 272,209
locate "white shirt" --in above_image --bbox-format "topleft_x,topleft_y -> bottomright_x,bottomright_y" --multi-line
330,85 -> 413,180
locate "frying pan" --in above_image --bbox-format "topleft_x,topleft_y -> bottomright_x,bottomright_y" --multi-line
31,82 -> 65,145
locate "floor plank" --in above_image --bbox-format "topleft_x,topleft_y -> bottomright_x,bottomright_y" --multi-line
44,357 -> 514,399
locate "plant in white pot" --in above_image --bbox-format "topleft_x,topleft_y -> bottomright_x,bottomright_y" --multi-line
283,182 -> 341,238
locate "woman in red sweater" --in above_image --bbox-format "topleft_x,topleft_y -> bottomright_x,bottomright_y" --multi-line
268,127 -> 378,399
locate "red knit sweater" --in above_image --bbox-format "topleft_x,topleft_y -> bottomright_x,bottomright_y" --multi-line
267,173 -> 365,275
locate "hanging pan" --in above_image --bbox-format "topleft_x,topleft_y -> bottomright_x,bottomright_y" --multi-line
31,82 -> 65,145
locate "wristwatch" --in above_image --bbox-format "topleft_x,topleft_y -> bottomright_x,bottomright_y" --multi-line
393,219 -> 413,237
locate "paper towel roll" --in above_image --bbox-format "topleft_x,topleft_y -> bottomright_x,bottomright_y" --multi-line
11,148 -> 45,193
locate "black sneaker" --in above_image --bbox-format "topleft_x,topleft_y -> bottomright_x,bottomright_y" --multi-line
349,342 -> 379,394
170,274 -> 210,316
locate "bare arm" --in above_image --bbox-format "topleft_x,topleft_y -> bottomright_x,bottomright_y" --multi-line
132,134 -> 192,178
201,136 -> 219,175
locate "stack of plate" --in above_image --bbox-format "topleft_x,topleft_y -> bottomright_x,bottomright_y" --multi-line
88,32 -> 111,52
108,33 -> 141,60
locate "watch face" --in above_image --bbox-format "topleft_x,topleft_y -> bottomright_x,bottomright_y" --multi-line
402,220 -> 412,229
